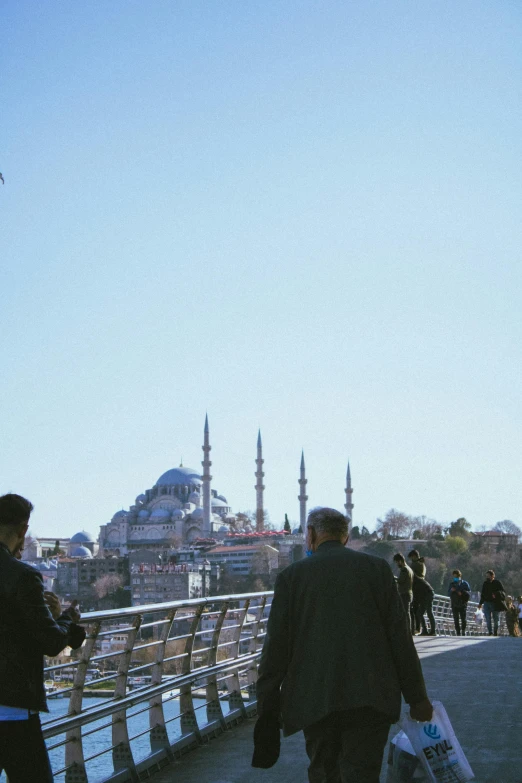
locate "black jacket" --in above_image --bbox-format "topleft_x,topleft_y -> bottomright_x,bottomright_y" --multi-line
256,541 -> 428,737
479,579 -> 505,607
412,575 -> 434,602
0,544 -> 86,711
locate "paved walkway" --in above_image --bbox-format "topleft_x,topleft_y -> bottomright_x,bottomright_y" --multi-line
152,637 -> 521,783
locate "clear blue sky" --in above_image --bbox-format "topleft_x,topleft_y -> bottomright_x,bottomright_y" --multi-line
1,1 -> 521,538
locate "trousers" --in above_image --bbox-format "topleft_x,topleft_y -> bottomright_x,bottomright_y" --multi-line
0,714 -> 53,782
483,601 -> 499,634
304,707 -> 391,783
452,606 -> 467,635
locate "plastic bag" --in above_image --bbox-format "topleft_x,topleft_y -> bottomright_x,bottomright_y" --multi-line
386,731 -> 429,782
474,609 -> 484,623
400,701 -> 474,782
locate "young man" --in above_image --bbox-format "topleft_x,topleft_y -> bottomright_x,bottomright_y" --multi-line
254,508 -> 432,783
407,550 -> 434,634
0,494 -> 86,783
393,553 -> 414,633
448,569 -> 471,636
478,569 -> 505,636
407,550 -> 426,579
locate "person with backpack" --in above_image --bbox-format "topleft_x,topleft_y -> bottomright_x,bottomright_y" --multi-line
448,569 -> 471,636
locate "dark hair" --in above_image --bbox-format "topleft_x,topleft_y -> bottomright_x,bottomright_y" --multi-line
452,569 -> 462,577
393,553 -> 405,564
408,549 -> 420,558
0,494 -> 33,527
486,569 -> 495,577
307,507 -> 349,538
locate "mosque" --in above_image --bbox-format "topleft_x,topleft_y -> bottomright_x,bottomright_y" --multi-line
98,416 -> 354,557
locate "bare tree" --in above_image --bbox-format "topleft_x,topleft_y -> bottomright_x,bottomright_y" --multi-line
375,509 -> 410,539
93,574 -> 123,599
493,520 -> 521,540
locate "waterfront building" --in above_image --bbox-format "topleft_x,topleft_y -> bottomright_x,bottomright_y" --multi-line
130,562 -> 210,605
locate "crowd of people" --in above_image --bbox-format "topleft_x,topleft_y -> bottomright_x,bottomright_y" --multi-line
392,551 -> 522,638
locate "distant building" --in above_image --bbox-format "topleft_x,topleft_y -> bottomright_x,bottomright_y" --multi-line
130,562 -> 210,605
55,556 -> 129,607
473,531 -> 519,551
204,544 -> 279,575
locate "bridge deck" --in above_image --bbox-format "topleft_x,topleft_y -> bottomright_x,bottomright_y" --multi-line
149,637 -> 521,783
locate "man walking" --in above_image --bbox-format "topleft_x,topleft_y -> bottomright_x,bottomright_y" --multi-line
478,569 -> 505,636
393,553 -> 414,633
254,507 -> 432,783
447,570 -> 471,636
0,494 -> 86,782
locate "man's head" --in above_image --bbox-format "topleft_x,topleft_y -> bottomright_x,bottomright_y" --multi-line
486,569 -> 495,581
408,549 -> 420,561
393,553 -> 406,568
0,494 -> 33,555
306,507 -> 349,552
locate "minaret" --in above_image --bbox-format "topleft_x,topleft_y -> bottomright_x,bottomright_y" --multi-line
298,450 -> 308,535
201,414 -> 212,537
255,430 -> 265,531
344,460 -> 353,533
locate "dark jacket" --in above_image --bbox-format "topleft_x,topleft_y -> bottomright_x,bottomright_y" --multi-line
256,541 -> 428,737
0,544 -> 86,712
396,563 -> 414,596
447,579 -> 471,609
479,579 -> 505,607
410,558 -> 426,579
412,575 -> 434,602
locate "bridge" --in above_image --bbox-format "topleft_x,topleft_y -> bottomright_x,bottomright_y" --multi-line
3,591 -> 517,783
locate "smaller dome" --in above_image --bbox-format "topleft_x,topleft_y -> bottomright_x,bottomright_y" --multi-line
150,507 -> 171,518
218,525 -> 228,533
138,509 -> 150,518
211,498 -> 229,508
71,546 -> 93,558
216,494 -> 228,503
135,494 -> 146,505
111,510 -> 127,523
71,530 -> 94,543
190,508 -> 204,520
172,509 -> 185,520
292,527 -> 301,535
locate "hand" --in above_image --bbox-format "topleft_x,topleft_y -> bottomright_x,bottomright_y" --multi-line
63,599 -> 81,624
478,604 -> 482,610
44,591 -> 62,620
410,699 -> 433,722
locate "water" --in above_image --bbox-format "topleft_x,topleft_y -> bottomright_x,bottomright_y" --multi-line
0,693 -> 209,783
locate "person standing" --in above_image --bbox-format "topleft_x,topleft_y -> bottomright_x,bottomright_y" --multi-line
447,570 -> 471,636
408,550 -> 426,631
253,507 -> 432,783
478,569 -> 505,636
504,597 -> 520,637
0,494 -> 86,783
393,554 -> 414,633
413,576 -> 436,636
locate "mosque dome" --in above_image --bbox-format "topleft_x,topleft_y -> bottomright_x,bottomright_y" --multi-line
156,467 -> 202,487
190,508 -> 205,521
218,525 -> 229,533
71,546 -> 93,558
138,509 -> 150,519
135,494 -> 146,505
216,494 -> 228,503
292,527 -> 302,535
111,510 -> 127,523
171,509 -> 185,520
71,530 -> 94,543
211,499 -> 229,509
150,507 -> 171,519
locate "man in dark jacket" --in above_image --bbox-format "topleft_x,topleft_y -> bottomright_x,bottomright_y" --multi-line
447,570 -> 471,636
412,576 -> 436,636
254,507 -> 432,783
478,569 -> 505,636
0,494 -> 86,783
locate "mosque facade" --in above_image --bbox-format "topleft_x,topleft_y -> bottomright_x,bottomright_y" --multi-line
98,416 -> 354,557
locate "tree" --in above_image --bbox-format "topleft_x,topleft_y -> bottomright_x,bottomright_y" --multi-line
360,526 -> 371,540
375,509 -> 410,539
93,574 -> 123,599
350,525 -> 361,539
493,520 -> 521,540
447,518 -> 472,539
445,536 -> 468,555
284,514 -> 291,533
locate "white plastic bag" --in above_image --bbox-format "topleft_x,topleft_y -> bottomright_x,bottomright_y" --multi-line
386,731 -> 429,782
400,701 -> 474,782
474,609 -> 484,623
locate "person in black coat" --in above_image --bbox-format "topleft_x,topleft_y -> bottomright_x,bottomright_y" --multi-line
0,494 -> 86,783
478,569 -> 506,636
253,507 -> 433,783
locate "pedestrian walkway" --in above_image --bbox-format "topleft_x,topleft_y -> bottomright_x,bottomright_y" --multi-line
149,636 -> 521,783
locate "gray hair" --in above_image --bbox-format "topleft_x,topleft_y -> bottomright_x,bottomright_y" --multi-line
307,507 -> 349,538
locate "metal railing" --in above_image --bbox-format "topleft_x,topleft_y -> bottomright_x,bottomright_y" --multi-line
37,590 -> 505,783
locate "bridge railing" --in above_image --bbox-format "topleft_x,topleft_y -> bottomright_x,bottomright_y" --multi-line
41,592 -> 272,783
39,590 -> 505,783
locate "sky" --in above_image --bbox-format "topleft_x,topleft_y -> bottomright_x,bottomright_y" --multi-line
1,1 -> 521,539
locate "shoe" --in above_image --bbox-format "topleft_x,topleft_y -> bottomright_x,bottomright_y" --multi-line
420,631 -> 430,636
428,631 -> 437,636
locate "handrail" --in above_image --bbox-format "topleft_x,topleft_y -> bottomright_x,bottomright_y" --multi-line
40,589 -> 504,782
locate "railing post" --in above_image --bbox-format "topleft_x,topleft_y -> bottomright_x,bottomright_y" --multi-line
149,607 -> 177,753
111,613 -> 142,780
226,598 -> 251,717
246,595 -> 267,703
65,620 -> 101,783
179,603 -> 205,739
205,601 -> 229,729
